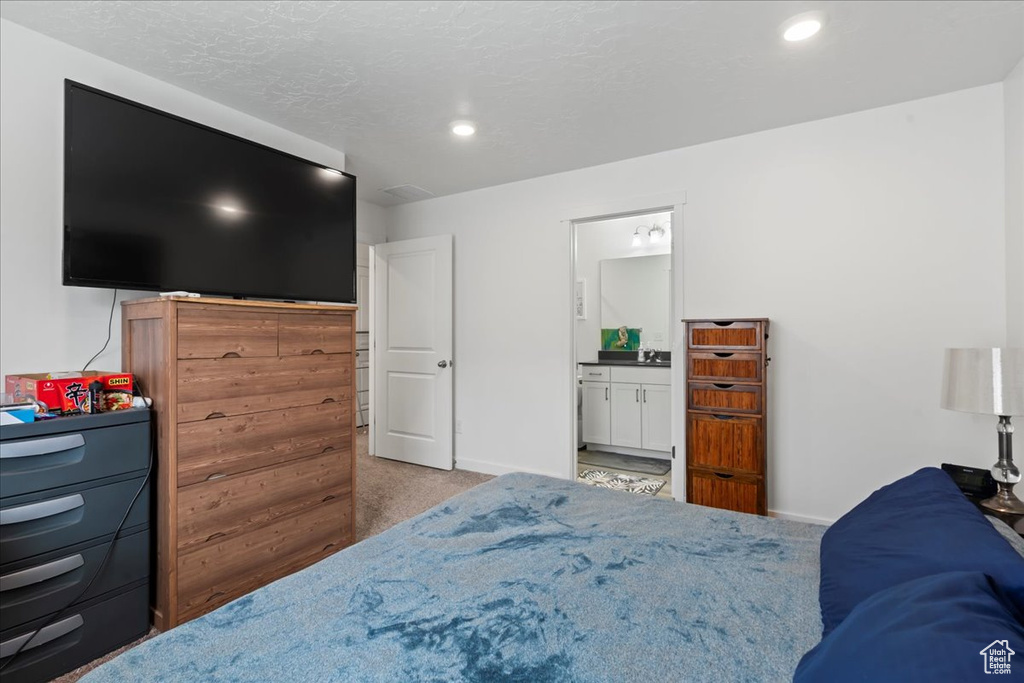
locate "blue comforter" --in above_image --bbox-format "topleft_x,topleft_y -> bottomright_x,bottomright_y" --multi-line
83,473 -> 825,682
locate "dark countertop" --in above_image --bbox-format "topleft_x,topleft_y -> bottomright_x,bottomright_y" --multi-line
579,360 -> 671,367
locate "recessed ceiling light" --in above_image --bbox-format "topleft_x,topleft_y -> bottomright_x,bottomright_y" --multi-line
450,120 -> 476,137
781,13 -> 825,42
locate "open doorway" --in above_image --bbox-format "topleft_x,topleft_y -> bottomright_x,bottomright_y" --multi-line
573,210 -> 675,499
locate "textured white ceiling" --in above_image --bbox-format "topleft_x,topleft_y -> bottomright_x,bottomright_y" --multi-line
2,1 -> 1022,205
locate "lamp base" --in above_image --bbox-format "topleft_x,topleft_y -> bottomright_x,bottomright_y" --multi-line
980,484 -> 1024,515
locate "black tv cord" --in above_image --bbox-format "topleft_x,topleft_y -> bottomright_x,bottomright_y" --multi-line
81,288 -> 118,372
0,375 -> 154,674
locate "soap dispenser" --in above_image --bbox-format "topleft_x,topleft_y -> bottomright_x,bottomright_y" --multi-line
637,342 -> 645,362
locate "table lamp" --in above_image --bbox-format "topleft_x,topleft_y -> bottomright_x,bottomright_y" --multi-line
941,348 -> 1024,514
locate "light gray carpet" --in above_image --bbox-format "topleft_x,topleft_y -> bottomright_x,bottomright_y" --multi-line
577,449 -> 671,475
50,430 -> 493,682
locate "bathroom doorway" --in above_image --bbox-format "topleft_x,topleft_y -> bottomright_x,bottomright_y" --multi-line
572,209 -> 677,500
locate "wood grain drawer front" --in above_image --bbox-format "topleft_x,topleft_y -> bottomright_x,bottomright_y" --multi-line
688,352 -> 762,383
688,321 -> 763,350
177,308 -> 278,359
177,402 -> 350,486
177,450 -> 350,554
177,355 -> 352,422
687,413 -> 763,474
688,469 -> 763,515
177,496 -> 348,622
688,382 -> 762,415
279,314 -> 352,355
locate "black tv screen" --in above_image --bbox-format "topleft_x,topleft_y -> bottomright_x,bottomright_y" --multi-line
63,80 -> 356,302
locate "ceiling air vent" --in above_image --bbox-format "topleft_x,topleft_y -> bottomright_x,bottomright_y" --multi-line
380,184 -> 436,202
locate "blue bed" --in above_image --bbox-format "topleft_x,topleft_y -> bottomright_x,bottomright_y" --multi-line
82,473 -> 825,682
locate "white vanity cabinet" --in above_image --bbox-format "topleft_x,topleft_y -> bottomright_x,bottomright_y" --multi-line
580,364 -> 671,455
582,380 -> 611,444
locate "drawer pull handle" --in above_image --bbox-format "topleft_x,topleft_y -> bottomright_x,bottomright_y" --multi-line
587,372 -> 602,376
205,591 -> 226,603
636,389 -> 639,403
322,495 -> 336,502
221,351 -> 241,358
0,434 -> 85,459
0,494 -> 84,525
321,446 -> 336,453
0,614 -> 84,658
713,383 -> 735,389
712,414 -> 735,421
205,412 -> 226,420
206,473 -> 227,481
322,543 -> 336,552
310,349 -> 325,355
712,321 -> 735,327
205,532 -> 226,543
321,398 -> 336,404
0,554 -> 84,592
713,472 -> 735,479
713,352 -> 734,358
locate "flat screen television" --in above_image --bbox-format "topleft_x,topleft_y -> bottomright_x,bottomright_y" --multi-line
63,80 -> 357,303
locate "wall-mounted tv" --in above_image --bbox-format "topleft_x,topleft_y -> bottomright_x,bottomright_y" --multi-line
63,80 -> 356,303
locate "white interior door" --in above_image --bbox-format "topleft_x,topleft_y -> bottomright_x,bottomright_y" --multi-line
373,235 -> 453,470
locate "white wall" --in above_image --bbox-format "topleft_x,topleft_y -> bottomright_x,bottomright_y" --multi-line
0,20 -> 346,380
575,213 -> 671,361
356,199 -> 388,245
1005,58 -> 1024,346
389,84 -> 1007,522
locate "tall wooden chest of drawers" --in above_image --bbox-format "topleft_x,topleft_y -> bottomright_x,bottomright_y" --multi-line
122,297 -> 356,629
684,319 -> 769,515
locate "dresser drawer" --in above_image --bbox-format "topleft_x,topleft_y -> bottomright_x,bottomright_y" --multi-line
0,421 -> 149,499
0,583 -> 148,683
0,477 -> 149,565
177,496 -> 348,622
177,354 -> 352,422
177,402 -> 351,486
687,352 -> 763,383
687,469 -> 764,515
688,321 -> 763,351
688,382 -> 762,415
279,314 -> 352,355
177,308 -> 279,359
687,413 -> 763,474
580,366 -> 610,382
0,527 -> 148,629
177,450 -> 350,554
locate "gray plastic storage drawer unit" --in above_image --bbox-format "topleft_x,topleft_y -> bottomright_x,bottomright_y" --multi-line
0,409 -> 151,683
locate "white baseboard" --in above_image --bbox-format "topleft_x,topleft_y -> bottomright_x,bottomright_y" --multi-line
456,457 -> 561,479
768,509 -> 833,526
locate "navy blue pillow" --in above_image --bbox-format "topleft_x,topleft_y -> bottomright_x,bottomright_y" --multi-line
819,467 -> 1024,635
796,572 -> 1024,682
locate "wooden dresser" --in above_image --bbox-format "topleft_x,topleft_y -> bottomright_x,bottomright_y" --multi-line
683,318 -> 770,515
122,297 -> 356,629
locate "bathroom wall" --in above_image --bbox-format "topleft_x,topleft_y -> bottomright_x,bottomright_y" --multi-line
575,212 -> 672,362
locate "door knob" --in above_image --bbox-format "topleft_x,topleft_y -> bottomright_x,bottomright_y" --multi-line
437,360 -> 448,368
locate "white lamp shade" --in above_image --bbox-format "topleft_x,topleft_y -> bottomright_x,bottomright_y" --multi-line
941,348 -> 1024,416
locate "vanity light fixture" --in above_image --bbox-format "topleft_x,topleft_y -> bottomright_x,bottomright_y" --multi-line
631,227 -> 645,248
631,223 -> 669,248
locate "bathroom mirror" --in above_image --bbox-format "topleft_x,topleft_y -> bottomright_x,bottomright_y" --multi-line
599,254 -> 671,350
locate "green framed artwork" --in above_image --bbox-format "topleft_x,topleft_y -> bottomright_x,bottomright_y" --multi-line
601,326 -> 641,351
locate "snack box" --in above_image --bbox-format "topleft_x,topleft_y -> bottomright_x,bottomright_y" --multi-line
5,371 -> 133,415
